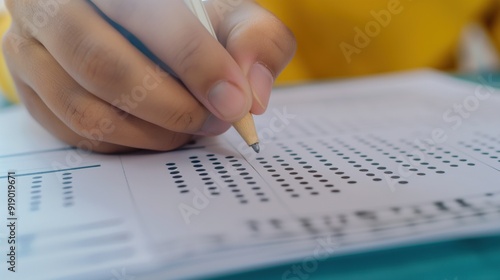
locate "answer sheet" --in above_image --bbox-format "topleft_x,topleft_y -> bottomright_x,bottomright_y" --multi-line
1,70 -> 499,280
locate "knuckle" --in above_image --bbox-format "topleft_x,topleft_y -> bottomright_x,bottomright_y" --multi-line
278,22 -> 297,56
2,32 -> 17,56
6,0 -> 35,19
71,36 -> 128,90
2,31 -> 34,56
7,0 -> 52,36
172,32 -> 205,75
262,16 -> 297,59
64,100 -> 106,137
231,13 -> 297,74
236,15 -> 296,75
4,0 -> 24,17
4,0 -> 15,13
4,0 -> 33,12
162,108 -> 200,132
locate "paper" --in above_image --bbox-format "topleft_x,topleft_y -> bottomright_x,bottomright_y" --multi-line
1,70 -> 500,280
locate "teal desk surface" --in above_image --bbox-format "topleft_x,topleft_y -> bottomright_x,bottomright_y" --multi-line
212,235 -> 500,280
1,72 -> 499,280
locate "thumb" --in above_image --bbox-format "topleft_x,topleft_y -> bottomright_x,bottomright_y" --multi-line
208,1 -> 297,115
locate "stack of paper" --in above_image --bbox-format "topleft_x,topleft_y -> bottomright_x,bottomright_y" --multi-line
0,70 -> 499,279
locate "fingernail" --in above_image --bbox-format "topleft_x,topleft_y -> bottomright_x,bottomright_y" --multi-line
249,63 -> 274,111
197,114 -> 231,136
208,81 -> 248,121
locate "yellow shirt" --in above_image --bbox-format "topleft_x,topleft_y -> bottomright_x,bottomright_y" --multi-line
258,0 -> 496,84
1,1 -> 499,101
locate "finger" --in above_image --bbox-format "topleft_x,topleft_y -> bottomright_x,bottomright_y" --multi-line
7,0 -> 226,135
4,45 -> 132,153
91,0 -> 254,122
207,1 -> 297,114
3,32 -> 194,151
12,77 -> 131,153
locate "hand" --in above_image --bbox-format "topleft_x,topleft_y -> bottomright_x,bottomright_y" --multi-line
3,0 -> 296,153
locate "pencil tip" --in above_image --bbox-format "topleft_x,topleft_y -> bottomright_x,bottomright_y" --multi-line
250,143 -> 260,153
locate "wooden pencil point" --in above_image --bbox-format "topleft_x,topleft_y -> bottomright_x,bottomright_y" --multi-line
233,113 -> 260,150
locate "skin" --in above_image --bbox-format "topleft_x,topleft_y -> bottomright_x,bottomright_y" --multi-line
3,0 -> 296,153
